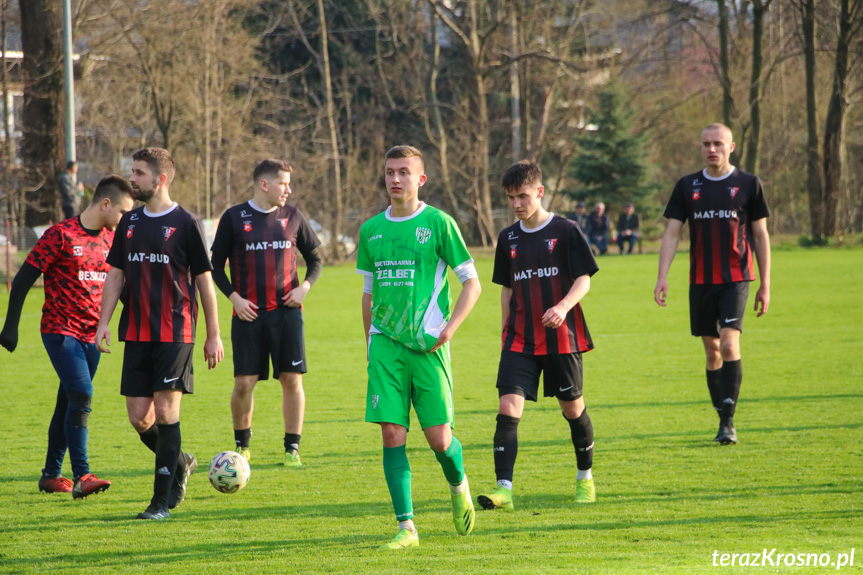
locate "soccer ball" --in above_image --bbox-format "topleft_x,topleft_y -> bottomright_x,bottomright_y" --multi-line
207,451 -> 251,493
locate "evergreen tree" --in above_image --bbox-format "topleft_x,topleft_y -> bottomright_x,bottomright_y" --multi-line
568,78 -> 657,214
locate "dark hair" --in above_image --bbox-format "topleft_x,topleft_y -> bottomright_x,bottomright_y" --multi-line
92,175 -> 134,203
66,161 -> 77,171
132,147 -> 175,184
385,145 -> 424,167
253,159 -> 292,183
502,161 -> 542,191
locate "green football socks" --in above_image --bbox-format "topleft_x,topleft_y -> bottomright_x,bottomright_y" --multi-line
434,436 -> 465,486
383,445 -> 413,521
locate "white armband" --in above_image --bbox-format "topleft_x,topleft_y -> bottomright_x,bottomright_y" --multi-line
453,260 -> 478,284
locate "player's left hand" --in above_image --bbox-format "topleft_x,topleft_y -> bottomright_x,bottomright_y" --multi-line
754,284 -> 770,317
204,336 -> 224,369
283,283 -> 310,307
541,304 -> 567,329
430,325 -> 454,352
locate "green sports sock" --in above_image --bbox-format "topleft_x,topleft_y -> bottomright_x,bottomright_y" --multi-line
434,436 -> 465,486
383,445 -> 413,521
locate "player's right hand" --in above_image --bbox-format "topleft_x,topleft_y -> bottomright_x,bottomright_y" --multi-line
654,279 -> 668,307
230,294 -> 258,322
0,328 -> 17,352
95,325 -> 111,353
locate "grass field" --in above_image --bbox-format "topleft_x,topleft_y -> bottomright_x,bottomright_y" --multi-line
1,247 -> 861,574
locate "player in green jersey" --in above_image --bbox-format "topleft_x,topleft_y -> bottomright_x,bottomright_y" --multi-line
357,145 -> 482,550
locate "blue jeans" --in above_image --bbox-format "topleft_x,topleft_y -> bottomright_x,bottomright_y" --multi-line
617,232 -> 638,254
41,333 -> 100,479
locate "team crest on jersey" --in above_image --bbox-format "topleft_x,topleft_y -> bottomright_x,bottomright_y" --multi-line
729,187 -> 739,198
73,246 -> 83,257
243,221 -> 253,232
692,190 -> 701,201
126,225 -> 135,238
162,226 -> 177,241
279,218 -> 289,230
416,227 -> 432,244
545,238 -> 558,253
510,244 -> 517,259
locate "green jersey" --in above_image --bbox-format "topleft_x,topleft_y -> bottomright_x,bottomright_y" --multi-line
357,203 -> 473,352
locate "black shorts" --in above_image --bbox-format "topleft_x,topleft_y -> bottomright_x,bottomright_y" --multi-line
231,306 -> 307,380
121,342 -> 194,397
689,282 -> 749,337
496,350 -> 583,402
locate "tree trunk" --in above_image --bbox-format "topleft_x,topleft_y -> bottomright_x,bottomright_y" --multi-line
469,0 -> 494,247
509,8 -> 520,163
801,0 -> 824,243
425,11 -> 459,220
317,0 -> 343,260
822,0 -> 857,238
19,0 -> 64,226
744,0 -> 768,175
718,0 -> 734,128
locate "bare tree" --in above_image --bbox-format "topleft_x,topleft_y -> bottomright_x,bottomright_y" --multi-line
19,0 -> 64,226
822,0 -> 863,238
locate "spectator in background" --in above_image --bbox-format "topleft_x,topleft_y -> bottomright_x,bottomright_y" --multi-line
616,203 -> 640,254
587,202 -> 610,255
59,162 -> 81,219
572,202 -> 589,233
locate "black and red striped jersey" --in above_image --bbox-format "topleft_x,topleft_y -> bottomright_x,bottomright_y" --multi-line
210,201 -> 321,313
107,204 -> 212,343
492,215 -> 598,355
664,167 -> 770,285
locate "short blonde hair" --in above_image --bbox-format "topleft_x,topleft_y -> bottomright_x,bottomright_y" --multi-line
385,145 -> 424,168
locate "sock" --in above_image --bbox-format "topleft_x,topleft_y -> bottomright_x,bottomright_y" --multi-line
284,433 -> 301,454
493,414 -> 520,484
138,424 -> 159,454
383,445 -> 413,521
398,519 -> 415,533
433,436 -> 465,486
235,428 -> 252,449
720,360 -> 742,422
565,409 -> 594,471
153,422 -> 181,509
577,468 -> 593,480
706,368 -> 722,412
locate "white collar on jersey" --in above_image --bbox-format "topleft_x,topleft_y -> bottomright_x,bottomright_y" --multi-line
143,203 -> 179,218
385,202 -> 427,222
519,213 -> 555,234
248,199 -> 278,214
702,166 -> 736,182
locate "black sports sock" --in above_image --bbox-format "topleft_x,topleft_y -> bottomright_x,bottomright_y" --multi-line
284,433 -> 301,453
706,369 -> 722,412
138,424 -> 159,454
565,409 -> 594,471
153,422 -> 181,509
720,360 -> 742,422
235,428 -> 252,449
493,414 -> 520,483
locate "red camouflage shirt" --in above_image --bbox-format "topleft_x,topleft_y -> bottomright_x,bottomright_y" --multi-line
24,217 -> 114,342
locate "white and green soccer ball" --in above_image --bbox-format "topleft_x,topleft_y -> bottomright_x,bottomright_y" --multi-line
208,451 -> 251,493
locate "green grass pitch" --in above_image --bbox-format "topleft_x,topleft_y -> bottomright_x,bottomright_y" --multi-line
0,247 -> 860,574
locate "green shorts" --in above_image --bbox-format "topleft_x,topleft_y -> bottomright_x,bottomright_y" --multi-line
366,334 -> 454,430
